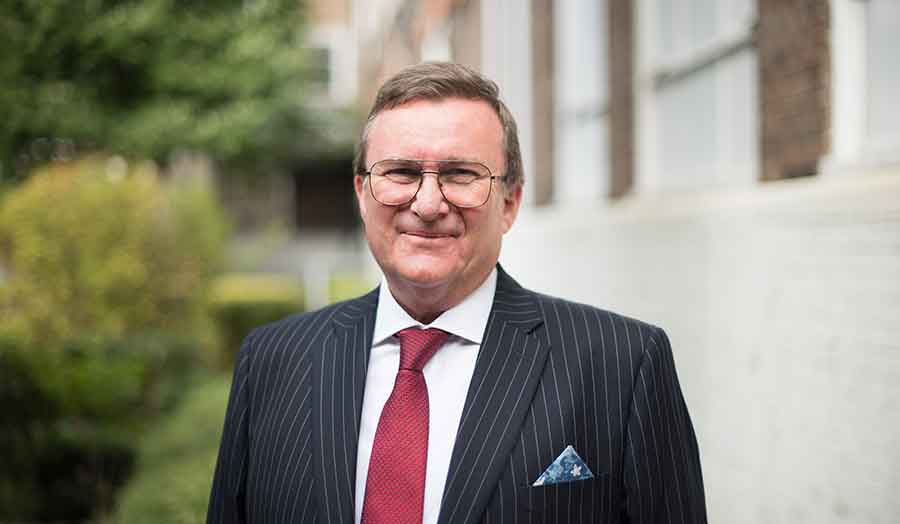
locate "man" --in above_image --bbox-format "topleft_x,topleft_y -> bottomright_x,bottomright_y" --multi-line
208,62 -> 706,523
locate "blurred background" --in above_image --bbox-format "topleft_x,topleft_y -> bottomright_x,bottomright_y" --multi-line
0,0 -> 897,523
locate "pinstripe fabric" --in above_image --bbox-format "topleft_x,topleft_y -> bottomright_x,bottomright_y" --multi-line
208,266 -> 706,523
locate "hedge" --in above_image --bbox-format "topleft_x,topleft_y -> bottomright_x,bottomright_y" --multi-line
0,157 -> 227,521
113,375 -> 231,524
208,273 -> 304,367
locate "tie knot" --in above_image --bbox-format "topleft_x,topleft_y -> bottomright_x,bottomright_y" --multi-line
395,327 -> 449,371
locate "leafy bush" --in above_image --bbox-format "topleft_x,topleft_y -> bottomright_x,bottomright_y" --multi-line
0,157 -> 228,521
208,273 -> 304,366
0,334 -> 54,519
113,375 -> 231,524
0,331 -> 201,521
0,157 -> 227,347
330,271 -> 376,302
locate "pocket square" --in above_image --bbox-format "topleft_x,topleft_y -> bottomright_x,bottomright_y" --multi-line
532,445 -> 594,486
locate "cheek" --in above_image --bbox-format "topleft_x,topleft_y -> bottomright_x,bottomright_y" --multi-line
461,211 -> 498,251
363,207 -> 397,245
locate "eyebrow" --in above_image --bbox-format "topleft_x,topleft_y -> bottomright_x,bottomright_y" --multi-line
440,155 -> 480,163
371,157 -> 496,174
384,156 -> 483,163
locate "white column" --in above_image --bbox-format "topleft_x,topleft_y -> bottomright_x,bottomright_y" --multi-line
634,0 -> 661,193
553,0 -> 608,203
481,0 -> 535,206
825,0 -> 868,172
863,0 -> 900,163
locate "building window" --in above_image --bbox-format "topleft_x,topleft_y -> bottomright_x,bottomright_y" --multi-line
637,0 -> 758,191
865,0 -> 900,159
553,0 -> 609,202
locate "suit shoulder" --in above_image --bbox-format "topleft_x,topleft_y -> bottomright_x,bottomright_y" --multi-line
529,289 -> 666,346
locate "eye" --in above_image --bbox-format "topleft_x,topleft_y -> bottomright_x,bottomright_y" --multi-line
382,166 -> 421,184
439,167 -> 480,185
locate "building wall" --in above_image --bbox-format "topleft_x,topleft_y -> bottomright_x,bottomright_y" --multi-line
499,9 -> 898,522
345,2 -> 900,520
503,171 -> 900,523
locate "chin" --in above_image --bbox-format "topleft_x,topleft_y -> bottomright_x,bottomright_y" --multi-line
393,259 -> 458,289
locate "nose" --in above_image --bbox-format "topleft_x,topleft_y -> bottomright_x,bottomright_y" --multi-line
409,172 -> 450,220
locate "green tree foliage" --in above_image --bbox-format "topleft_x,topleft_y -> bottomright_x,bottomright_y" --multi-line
0,0 -> 312,180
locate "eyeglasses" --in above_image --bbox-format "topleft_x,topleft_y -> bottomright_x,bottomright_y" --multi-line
363,159 -> 505,208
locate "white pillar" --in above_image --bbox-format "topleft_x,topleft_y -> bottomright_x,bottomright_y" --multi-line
825,0 -> 868,172
481,0 -> 535,206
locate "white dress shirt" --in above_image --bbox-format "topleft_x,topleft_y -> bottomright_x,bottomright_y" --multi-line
354,268 -> 497,524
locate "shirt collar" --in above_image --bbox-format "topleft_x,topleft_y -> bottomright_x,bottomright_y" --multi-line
372,267 -> 498,346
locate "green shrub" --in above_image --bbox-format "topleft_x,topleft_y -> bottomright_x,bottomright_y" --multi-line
330,271 -> 376,302
113,375 -> 231,524
0,157 -> 228,522
0,334 -> 53,519
0,157 -> 227,347
0,331 -> 202,522
208,273 -> 304,366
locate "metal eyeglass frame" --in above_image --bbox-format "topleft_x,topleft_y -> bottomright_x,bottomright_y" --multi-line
362,158 -> 507,208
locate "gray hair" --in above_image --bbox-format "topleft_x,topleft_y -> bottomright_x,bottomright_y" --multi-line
353,62 -> 523,192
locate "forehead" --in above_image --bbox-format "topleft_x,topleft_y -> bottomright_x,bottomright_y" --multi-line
366,98 -> 504,169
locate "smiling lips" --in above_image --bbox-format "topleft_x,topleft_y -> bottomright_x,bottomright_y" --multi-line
403,230 -> 455,239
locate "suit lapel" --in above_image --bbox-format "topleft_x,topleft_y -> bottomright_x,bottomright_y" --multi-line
312,288 -> 378,524
438,266 -> 550,524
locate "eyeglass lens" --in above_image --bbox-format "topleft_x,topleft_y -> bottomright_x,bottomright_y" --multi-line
369,160 -> 493,208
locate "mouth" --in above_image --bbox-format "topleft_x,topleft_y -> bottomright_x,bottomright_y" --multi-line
402,231 -> 455,239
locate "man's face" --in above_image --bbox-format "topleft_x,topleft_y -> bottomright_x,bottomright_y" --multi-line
354,98 -> 522,298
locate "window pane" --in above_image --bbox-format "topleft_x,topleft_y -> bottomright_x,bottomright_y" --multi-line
554,0 -> 608,201
867,0 -> 900,147
658,68 -> 717,187
691,0 -> 717,48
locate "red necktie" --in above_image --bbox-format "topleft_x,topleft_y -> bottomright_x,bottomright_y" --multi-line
361,327 -> 449,524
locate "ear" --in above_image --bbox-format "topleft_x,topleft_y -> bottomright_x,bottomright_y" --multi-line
354,175 -> 368,219
500,184 -> 523,234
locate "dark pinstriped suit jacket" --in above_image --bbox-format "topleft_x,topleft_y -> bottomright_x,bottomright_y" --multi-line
208,266 -> 707,523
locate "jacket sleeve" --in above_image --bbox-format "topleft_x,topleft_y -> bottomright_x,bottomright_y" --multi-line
623,327 -> 707,523
207,334 -> 254,524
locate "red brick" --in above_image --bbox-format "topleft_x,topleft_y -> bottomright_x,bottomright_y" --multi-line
758,0 -> 830,181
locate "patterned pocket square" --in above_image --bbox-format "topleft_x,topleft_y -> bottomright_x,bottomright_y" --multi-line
532,445 -> 594,486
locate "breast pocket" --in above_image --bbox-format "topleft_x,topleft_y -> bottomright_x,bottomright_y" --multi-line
520,474 -> 609,523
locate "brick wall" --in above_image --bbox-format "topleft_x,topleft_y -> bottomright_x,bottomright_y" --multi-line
531,0 -> 554,205
607,0 -> 635,198
449,0 -> 481,70
758,0 -> 831,180
308,0 -> 350,25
